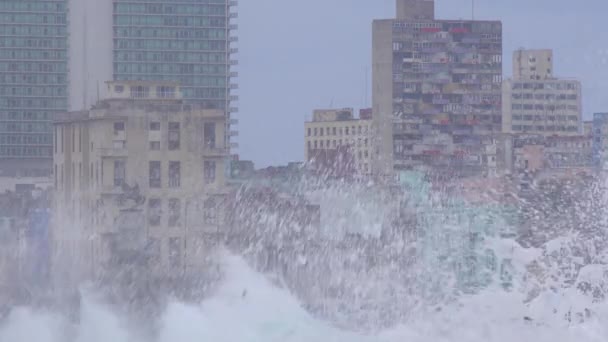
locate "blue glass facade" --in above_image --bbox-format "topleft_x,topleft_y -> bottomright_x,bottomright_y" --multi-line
113,0 -> 233,111
0,1 -> 68,175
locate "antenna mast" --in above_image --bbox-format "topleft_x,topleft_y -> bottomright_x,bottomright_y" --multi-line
472,0 -> 475,20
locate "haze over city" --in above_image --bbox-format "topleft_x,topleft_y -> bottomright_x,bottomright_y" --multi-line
1,0 -> 608,341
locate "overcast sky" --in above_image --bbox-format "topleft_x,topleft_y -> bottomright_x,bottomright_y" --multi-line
237,0 -> 608,167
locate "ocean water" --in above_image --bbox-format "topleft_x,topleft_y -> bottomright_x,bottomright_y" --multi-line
2,175 -> 607,341
1,253 -> 607,342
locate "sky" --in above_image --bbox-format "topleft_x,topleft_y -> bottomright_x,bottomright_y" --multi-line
237,0 -> 608,167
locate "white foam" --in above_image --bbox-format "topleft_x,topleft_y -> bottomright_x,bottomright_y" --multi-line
2,253 -> 607,342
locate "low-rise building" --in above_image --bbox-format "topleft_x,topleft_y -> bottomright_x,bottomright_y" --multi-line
52,81 -> 229,288
305,108 -> 373,177
507,134 -> 593,177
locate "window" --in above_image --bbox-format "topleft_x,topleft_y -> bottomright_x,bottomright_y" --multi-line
150,141 -> 161,150
169,161 -> 180,188
204,122 -> 216,147
113,160 -> 126,187
204,161 -> 216,184
168,238 -> 181,268
149,161 -> 161,188
168,122 -> 180,150
332,127 -> 337,135
168,198 -> 181,226
145,238 -> 160,264
148,198 -> 161,226
308,128 -> 311,137
150,122 -> 160,131
113,122 -> 125,135
203,198 -> 217,225
131,86 -> 149,98
157,86 -> 175,99
345,127 -> 350,135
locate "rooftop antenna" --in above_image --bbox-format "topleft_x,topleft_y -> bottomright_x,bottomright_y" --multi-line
364,66 -> 369,108
472,0 -> 475,20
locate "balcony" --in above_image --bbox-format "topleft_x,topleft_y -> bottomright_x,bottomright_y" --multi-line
203,146 -> 229,158
99,147 -> 128,158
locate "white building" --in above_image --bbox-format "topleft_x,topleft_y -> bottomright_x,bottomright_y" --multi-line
503,49 -> 582,136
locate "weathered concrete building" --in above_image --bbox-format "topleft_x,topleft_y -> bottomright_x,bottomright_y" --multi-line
502,49 -> 582,136
52,81 -> 228,293
305,108 -> 373,177
372,0 -> 502,177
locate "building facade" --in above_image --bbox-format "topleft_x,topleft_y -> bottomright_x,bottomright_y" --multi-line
305,108 -> 373,176
70,0 -> 238,150
507,134 -> 593,177
52,81 -> 228,287
0,0 -> 237,177
593,112 -> 608,170
372,0 -> 503,177
0,0 -> 68,176
502,49 -> 582,136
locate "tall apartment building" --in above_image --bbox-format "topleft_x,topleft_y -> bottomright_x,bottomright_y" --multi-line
305,108 -> 373,176
0,0 -> 237,176
372,0 -> 503,177
0,1 -> 68,177
52,81 -> 228,287
502,49 -> 582,136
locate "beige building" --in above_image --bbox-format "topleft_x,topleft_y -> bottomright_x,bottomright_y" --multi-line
513,49 -> 554,80
583,120 -> 593,136
305,108 -> 373,176
52,81 -> 228,286
503,49 -> 582,136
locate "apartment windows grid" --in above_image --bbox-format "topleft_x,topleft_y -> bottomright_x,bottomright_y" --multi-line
204,160 -> 216,184
0,0 -> 68,171
168,122 -> 180,150
114,159 -> 126,187
168,161 -> 180,188
112,0 -> 231,110
204,122 -> 216,148
168,198 -> 181,227
149,161 -> 161,188
148,198 -> 161,226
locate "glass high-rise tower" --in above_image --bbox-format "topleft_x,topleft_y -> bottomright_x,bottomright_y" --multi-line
69,0 -> 238,147
0,1 -> 68,177
0,0 -> 237,176
113,1 -> 234,111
